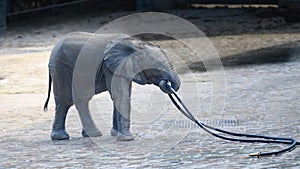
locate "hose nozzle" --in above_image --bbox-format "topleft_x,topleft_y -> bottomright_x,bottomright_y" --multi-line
249,152 -> 261,157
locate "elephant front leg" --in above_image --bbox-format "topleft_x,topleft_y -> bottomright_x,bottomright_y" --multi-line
116,109 -> 134,141
111,81 -> 134,141
110,98 -> 134,141
105,68 -> 134,141
75,99 -> 102,137
110,107 -> 119,136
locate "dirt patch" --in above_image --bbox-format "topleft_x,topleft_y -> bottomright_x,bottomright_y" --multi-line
0,51 -> 49,94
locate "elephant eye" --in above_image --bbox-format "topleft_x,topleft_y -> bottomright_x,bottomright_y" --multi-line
135,75 -> 141,81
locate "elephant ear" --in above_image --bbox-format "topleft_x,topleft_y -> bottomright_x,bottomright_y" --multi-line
104,37 -> 149,85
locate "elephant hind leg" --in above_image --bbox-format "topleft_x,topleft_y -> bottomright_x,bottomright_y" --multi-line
50,96 -> 72,140
51,103 -> 70,140
50,67 -> 73,140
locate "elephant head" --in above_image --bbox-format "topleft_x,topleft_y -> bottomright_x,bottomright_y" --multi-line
103,36 -> 181,93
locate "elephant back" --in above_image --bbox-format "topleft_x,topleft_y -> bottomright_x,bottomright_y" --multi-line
49,32 -> 123,70
48,32 -> 93,69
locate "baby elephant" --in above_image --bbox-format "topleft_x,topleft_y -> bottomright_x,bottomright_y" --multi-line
44,32 -> 180,141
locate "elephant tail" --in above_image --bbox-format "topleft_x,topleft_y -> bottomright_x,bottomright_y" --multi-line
44,72 -> 52,112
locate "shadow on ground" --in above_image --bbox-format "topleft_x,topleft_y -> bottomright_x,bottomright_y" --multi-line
189,40 -> 300,71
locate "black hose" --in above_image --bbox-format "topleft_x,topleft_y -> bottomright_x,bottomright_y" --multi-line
165,84 -> 299,157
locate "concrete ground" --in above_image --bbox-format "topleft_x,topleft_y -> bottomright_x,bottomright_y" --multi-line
0,7 -> 300,168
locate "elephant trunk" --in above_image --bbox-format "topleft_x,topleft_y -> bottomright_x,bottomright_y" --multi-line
162,69 -> 180,92
169,71 -> 180,91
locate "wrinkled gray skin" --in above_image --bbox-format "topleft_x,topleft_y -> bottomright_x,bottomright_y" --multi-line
44,32 -> 180,141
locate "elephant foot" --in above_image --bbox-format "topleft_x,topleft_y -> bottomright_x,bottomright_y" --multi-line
117,132 -> 134,141
51,129 -> 70,140
110,128 -> 118,136
82,129 -> 102,137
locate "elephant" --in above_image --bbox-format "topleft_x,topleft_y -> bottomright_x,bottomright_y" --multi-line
44,31 -> 180,141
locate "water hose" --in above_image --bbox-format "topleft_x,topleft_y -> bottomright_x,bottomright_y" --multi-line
160,80 -> 299,157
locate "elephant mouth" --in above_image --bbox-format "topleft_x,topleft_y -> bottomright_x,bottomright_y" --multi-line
132,71 -> 148,85
132,68 -> 180,92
